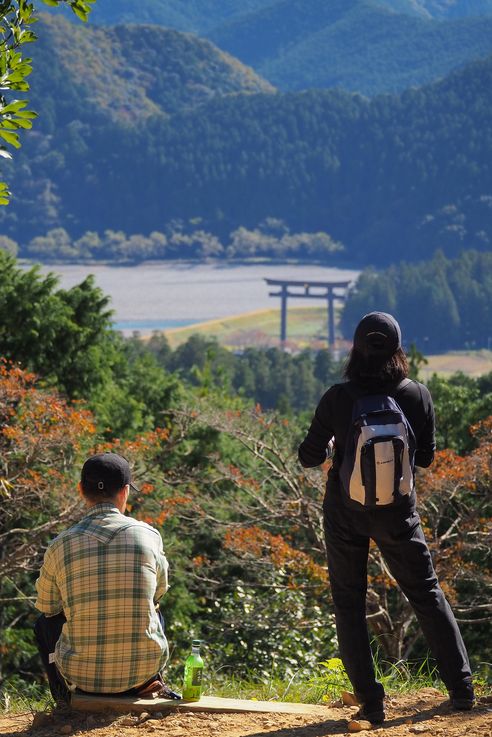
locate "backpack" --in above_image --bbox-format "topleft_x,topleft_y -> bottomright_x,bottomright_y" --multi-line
339,379 -> 416,509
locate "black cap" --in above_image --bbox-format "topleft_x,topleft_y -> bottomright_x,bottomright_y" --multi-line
81,453 -> 139,496
353,311 -> 401,357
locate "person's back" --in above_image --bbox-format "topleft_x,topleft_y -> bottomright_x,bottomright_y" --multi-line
298,312 -> 475,724
34,453 -> 170,701
36,503 -> 168,693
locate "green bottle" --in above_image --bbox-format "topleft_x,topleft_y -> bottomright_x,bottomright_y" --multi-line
182,639 -> 204,701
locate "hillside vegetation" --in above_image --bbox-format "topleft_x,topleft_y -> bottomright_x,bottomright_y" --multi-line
28,14 -> 273,128
210,0 -> 492,94
0,254 -> 491,705
54,0 -> 492,29
2,40 -> 490,265
45,0 -> 492,95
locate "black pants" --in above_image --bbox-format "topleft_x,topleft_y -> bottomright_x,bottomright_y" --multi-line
34,611 -> 166,703
34,612 -> 71,704
323,500 -> 472,703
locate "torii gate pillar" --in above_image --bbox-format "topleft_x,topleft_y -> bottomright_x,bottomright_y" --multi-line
265,278 -> 352,348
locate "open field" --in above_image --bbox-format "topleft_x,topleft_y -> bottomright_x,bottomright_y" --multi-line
164,308 -> 492,377
421,351 -> 492,378
164,306 -> 345,351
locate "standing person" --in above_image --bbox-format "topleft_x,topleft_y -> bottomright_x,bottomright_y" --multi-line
298,312 -> 474,724
34,452 -> 179,704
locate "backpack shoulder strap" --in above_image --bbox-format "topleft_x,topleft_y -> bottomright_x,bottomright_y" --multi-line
393,378 -> 412,395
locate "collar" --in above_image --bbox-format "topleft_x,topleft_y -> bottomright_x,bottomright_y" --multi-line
84,502 -> 122,518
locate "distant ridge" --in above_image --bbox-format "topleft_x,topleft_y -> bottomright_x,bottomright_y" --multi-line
55,0 -> 492,29
210,0 -> 492,94
41,1 -> 492,95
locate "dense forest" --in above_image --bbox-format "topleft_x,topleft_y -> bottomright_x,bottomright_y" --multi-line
67,0 -> 492,31
1,28 -> 491,266
341,251 -> 492,352
1,252 -> 491,698
47,0 -> 492,94
210,0 -> 492,94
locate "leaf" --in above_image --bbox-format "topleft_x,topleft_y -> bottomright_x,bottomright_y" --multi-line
0,180 -> 11,205
0,99 -> 28,113
71,6 -> 89,22
0,129 -> 20,147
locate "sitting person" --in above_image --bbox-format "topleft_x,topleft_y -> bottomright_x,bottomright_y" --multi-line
34,452 -> 176,703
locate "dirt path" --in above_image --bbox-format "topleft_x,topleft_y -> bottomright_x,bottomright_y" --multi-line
1,689 -> 491,737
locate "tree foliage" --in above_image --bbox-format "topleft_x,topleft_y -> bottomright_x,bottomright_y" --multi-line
0,0 -> 94,204
9,221 -> 343,263
0,260 -> 491,693
341,251 -> 492,352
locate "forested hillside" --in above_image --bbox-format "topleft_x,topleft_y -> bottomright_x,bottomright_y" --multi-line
83,0 -> 271,32
46,0 -> 492,95
210,0 -> 492,94
28,14 -> 273,128
341,251 -> 492,352
54,0 -> 492,30
405,0 -> 492,17
2,44 -> 490,265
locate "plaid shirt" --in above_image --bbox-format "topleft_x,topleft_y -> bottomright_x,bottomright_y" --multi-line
35,503 -> 169,693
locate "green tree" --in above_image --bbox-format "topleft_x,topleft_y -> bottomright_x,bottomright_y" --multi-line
0,0 -> 94,203
0,250 -> 115,397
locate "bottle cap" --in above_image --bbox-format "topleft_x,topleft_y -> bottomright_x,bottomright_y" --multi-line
192,639 -> 202,647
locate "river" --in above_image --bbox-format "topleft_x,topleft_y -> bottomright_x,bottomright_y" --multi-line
36,261 -> 360,334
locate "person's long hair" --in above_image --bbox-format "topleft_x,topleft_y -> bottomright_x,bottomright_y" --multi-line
344,347 -> 409,384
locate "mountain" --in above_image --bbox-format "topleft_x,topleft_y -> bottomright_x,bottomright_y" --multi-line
210,0 -> 492,94
397,0 -> 492,18
51,0 -> 492,29
2,41 -> 491,266
28,14 -> 274,129
47,0 -> 274,33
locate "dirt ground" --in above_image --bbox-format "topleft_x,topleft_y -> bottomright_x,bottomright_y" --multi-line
1,689 -> 491,737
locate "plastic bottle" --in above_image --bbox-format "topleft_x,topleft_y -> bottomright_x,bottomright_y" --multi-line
182,639 -> 204,701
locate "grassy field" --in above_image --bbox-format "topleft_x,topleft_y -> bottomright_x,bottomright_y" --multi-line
164,306 -> 345,351
163,307 -> 492,376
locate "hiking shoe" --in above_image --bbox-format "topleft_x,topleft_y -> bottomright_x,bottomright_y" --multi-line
357,698 -> 385,724
450,681 -> 475,711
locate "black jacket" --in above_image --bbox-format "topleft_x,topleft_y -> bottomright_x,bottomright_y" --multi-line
298,378 -> 435,474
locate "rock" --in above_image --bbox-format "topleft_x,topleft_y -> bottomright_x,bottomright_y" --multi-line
409,726 -> 431,734
86,714 -> 97,726
342,691 -> 360,706
347,720 -> 363,732
120,715 -> 138,726
59,725 -> 72,735
479,695 -> 492,704
404,718 -> 414,725
32,712 -> 53,729
153,712 -> 164,718
138,711 -> 152,722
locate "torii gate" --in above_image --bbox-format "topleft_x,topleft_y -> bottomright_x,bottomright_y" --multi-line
265,278 -> 352,347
